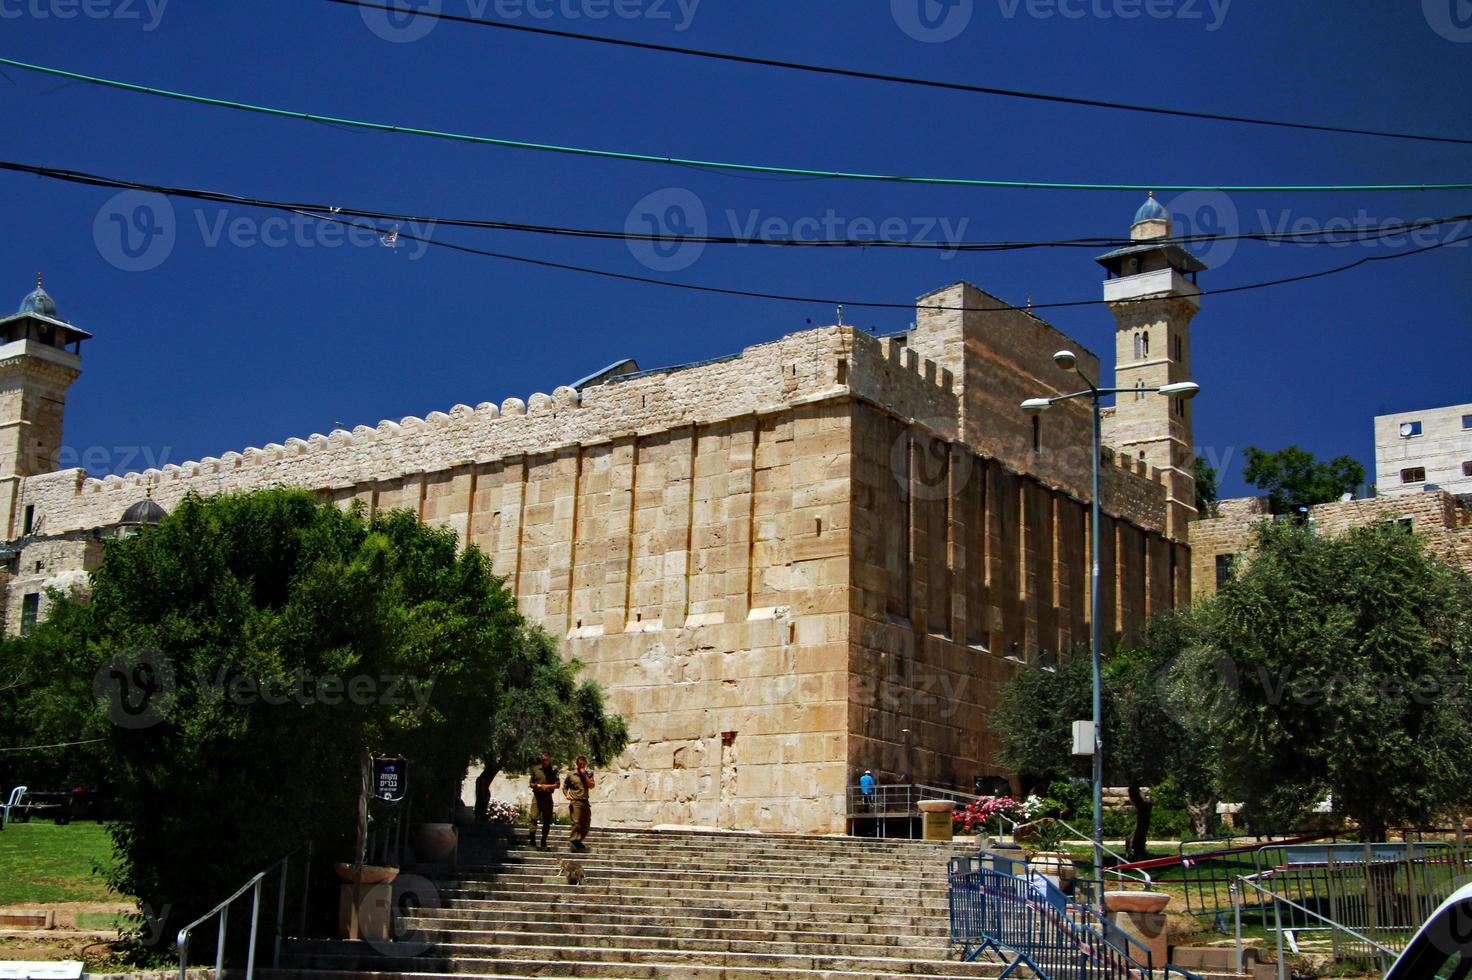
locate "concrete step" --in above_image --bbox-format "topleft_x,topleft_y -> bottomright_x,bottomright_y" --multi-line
437,882 -> 949,910
396,922 -> 951,954
370,928 -> 954,958
283,941 -> 1002,977
413,903 -> 951,934
475,850 -> 956,875
264,965 -> 996,980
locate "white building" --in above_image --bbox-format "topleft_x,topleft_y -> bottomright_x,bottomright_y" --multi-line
1375,403 -> 1472,497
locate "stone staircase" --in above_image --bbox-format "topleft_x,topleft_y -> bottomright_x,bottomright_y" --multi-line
272,824 -> 1007,980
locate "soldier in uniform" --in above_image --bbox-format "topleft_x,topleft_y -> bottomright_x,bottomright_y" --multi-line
562,755 -> 595,852
527,752 -> 559,850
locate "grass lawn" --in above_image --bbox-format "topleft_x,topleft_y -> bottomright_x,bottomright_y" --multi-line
0,820 -> 119,905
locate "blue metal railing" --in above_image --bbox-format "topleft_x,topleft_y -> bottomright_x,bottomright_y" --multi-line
949,854 -> 1174,980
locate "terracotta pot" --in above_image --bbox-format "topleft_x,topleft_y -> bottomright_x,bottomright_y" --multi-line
1029,851 -> 1078,882
414,821 -> 459,863
333,862 -> 399,885
1105,890 -> 1171,913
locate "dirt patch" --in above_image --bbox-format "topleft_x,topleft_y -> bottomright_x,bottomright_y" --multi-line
0,901 -> 138,965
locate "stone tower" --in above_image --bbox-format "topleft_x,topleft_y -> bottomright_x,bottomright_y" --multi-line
0,276 -> 89,537
1096,195 -> 1203,539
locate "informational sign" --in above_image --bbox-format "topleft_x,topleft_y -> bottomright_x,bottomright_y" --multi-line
372,756 -> 407,803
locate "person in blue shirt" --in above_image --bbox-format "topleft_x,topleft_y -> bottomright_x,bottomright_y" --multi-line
858,770 -> 875,811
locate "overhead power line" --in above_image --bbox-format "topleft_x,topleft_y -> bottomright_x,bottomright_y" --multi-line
7,157 -> 1462,316
4,56 -> 1471,194
4,158 -> 1468,253
325,0 -> 1472,149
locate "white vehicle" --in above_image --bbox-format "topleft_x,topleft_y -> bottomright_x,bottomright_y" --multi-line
1384,882 -> 1472,980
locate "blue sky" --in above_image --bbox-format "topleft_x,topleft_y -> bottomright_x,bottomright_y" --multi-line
2,0 -> 1469,497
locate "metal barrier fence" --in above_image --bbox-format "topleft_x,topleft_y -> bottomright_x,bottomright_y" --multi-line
1154,833 -> 1330,926
948,853 -> 1171,980
1241,842 -> 1469,961
1233,875 -> 1399,978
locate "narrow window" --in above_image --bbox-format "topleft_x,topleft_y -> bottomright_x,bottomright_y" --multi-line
21,505 -> 34,535
1214,554 -> 1236,589
1402,467 -> 1427,484
1176,397 -> 1186,417
1031,416 -> 1041,454
1142,332 -> 1150,356
1174,335 -> 1183,362
20,593 -> 39,635
1133,333 -> 1142,359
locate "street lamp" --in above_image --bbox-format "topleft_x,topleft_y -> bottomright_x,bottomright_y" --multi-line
1021,350 -> 1199,878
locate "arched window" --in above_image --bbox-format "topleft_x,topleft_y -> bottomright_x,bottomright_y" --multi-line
1142,332 -> 1150,356
1133,333 -> 1142,359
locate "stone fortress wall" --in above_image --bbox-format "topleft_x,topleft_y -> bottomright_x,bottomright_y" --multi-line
1190,491 -> 1472,600
8,281 -> 1183,833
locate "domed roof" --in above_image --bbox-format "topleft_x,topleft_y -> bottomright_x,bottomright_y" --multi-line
1133,193 -> 1170,226
18,274 -> 60,320
120,498 -> 168,526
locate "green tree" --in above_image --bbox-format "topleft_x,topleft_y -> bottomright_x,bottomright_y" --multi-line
1194,456 -> 1220,517
471,626 -> 628,819
1241,445 -> 1365,515
992,634 -> 1213,861
3,489 -> 625,959
1205,521 -> 1472,838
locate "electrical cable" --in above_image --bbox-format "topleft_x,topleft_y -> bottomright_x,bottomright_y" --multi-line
286,204 -> 1472,314
5,158 -> 1467,252
325,0 -> 1472,149
0,738 -> 105,753
3,156 -> 1464,314
3,57 -> 1470,194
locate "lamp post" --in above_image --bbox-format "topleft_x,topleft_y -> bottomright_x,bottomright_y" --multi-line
1022,350 -> 1199,877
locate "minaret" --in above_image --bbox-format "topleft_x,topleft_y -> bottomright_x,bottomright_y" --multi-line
0,275 -> 90,537
1096,195 -> 1204,539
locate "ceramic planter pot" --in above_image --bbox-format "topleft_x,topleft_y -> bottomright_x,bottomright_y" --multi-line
1105,890 -> 1171,913
1029,850 -> 1078,883
414,822 -> 459,863
333,862 -> 399,885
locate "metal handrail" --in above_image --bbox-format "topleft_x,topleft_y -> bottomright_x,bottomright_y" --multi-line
176,843 -> 310,980
1233,874 -> 1398,979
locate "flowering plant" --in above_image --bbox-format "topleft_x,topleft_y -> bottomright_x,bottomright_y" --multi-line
485,799 -> 521,825
952,795 -> 1026,833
